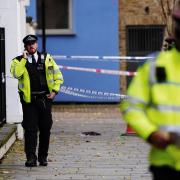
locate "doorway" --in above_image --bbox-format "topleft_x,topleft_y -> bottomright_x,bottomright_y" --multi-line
0,28 -> 6,125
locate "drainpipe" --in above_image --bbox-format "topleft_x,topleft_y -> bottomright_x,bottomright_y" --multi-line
41,0 -> 46,53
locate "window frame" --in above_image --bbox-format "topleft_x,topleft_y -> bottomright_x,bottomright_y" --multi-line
36,0 -> 74,35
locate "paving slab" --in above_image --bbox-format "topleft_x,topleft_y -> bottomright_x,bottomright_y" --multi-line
0,104 -> 152,180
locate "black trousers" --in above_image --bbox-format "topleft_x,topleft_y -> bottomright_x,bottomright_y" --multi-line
150,166 -> 180,180
21,94 -> 53,160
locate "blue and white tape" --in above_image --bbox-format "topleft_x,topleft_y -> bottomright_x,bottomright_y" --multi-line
60,86 -> 127,100
53,55 -> 155,62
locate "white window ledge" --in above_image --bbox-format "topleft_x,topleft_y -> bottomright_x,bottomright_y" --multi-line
36,29 -> 75,35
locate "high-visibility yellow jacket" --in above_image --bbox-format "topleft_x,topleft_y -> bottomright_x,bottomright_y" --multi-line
10,53 -> 64,103
120,47 -> 180,170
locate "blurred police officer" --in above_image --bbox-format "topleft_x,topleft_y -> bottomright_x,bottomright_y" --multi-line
121,9 -> 180,180
10,35 -> 64,167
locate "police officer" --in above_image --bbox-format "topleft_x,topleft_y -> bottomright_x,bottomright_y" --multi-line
121,9 -> 180,180
10,35 -> 64,167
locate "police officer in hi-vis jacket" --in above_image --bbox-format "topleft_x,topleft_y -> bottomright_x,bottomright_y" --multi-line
10,35 -> 63,167
121,9 -> 180,180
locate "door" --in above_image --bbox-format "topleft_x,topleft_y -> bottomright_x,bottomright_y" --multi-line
0,28 -> 6,125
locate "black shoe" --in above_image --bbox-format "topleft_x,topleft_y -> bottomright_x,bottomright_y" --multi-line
25,158 -> 37,167
39,157 -> 48,166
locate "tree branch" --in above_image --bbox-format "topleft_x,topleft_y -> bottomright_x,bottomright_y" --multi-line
166,0 -> 171,15
160,0 -> 168,24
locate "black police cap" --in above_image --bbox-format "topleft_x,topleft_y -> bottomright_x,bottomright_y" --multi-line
23,35 -> 38,44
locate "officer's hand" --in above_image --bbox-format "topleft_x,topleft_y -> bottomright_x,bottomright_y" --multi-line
148,131 -> 172,149
23,50 -> 29,59
47,92 -> 56,99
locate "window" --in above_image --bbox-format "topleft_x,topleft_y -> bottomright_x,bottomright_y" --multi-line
126,25 -> 165,56
37,0 -> 73,35
125,25 -> 165,88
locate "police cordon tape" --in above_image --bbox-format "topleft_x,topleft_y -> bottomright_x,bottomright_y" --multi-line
60,85 -> 127,100
53,55 -> 155,62
4,77 -> 127,100
57,56 -> 138,99
6,56 -> 153,79
55,55 -> 155,76
7,55 -> 154,99
59,65 -> 137,76
6,77 -> 127,100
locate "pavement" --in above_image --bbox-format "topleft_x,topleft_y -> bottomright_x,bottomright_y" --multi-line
0,104 -> 152,180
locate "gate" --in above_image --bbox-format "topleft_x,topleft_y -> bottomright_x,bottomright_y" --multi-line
0,28 -> 6,125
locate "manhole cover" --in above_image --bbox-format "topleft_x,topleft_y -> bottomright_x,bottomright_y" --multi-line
81,131 -> 101,136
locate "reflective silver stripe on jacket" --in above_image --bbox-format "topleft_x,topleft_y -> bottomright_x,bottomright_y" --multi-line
13,65 -> 23,79
18,83 -> 24,89
152,104 -> 180,112
54,69 -> 60,74
122,106 -> 145,115
127,96 -> 148,106
47,68 -> 53,74
48,77 -> 63,84
48,79 -> 54,84
13,65 -> 19,79
159,81 -> 180,86
56,77 -> 63,81
159,125 -> 180,133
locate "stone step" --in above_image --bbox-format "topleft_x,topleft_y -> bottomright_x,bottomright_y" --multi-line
0,123 -> 17,160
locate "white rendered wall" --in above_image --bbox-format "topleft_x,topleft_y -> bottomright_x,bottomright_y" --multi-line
0,0 -> 29,124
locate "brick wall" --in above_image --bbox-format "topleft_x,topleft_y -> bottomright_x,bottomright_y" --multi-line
119,0 -> 165,93
119,0 -> 164,56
